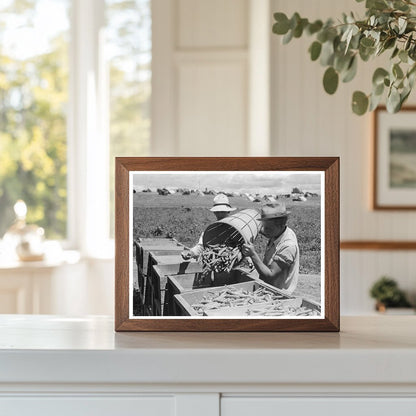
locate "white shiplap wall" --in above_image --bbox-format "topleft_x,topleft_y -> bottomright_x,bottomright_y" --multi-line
152,0 -> 250,156
271,0 -> 416,313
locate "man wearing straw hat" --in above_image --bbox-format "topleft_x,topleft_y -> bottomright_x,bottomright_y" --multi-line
181,193 -> 236,260
242,203 -> 299,294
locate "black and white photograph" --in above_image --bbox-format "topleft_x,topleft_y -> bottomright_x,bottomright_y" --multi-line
130,171 -> 324,319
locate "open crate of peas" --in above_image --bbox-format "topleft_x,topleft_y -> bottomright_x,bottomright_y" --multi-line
174,280 -> 321,317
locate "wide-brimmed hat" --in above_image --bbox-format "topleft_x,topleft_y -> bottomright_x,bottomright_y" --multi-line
210,193 -> 236,212
260,203 -> 290,220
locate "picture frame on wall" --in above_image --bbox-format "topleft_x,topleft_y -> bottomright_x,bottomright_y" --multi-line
374,106 -> 416,210
115,157 -> 339,332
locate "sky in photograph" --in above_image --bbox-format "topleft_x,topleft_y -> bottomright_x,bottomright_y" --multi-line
132,171 -> 322,194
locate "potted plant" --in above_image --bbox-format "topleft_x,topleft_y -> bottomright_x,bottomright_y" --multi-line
369,276 -> 414,313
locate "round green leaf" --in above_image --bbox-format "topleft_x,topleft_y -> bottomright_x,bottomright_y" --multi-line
293,18 -> 308,38
387,87 -> 401,113
307,20 -> 323,35
399,50 -> 408,63
359,44 -> 375,62
323,67 -> 339,95
391,47 -> 399,59
320,41 -> 335,66
309,41 -> 322,61
352,91 -> 369,115
384,37 -> 396,50
334,52 -> 352,73
290,12 -> 301,30
342,56 -> 357,83
373,82 -> 385,96
273,13 -> 290,35
369,92 -> 383,112
360,37 -> 375,48
282,29 -> 293,45
393,63 -> 404,79
372,68 -> 389,86
400,88 -> 411,107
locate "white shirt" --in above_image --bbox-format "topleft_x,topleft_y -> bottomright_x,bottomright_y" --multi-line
263,226 -> 299,294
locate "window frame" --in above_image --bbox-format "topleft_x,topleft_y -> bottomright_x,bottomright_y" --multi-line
67,0 -> 112,257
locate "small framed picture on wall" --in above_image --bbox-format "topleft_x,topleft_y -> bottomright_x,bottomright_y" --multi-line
374,106 -> 416,209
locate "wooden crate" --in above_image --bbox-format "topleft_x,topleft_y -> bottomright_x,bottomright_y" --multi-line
152,263 -> 203,314
144,252 -> 196,316
135,241 -> 184,275
134,241 -> 184,299
165,270 -> 254,316
145,252 -> 190,277
174,280 -> 321,317
133,238 -> 183,299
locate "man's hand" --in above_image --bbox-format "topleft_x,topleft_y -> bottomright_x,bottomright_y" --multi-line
181,250 -> 193,260
241,243 -> 256,258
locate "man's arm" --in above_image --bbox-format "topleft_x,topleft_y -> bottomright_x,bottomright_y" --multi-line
181,233 -> 204,259
242,243 -> 283,281
242,242 -> 294,286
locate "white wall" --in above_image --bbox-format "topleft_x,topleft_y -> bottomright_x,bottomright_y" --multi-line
152,0 -> 270,156
270,0 -> 416,313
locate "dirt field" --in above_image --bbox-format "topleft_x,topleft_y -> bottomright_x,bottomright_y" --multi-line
133,192 -> 321,275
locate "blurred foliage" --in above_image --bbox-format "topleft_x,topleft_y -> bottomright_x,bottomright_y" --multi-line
0,2 -> 68,238
0,0 -> 151,239
107,0 -> 151,237
273,0 -> 416,115
369,276 -> 412,307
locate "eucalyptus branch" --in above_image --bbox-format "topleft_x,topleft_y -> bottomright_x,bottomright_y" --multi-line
272,0 -> 416,115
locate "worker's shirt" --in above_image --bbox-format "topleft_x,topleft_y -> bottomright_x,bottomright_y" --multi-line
263,226 -> 299,294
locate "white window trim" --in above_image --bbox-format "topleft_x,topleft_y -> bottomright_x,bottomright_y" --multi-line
68,0 -> 112,258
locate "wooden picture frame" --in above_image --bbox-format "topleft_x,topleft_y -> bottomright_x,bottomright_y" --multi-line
115,157 -> 339,332
373,106 -> 416,210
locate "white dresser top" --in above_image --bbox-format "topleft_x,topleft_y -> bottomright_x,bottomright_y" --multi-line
0,315 -> 415,386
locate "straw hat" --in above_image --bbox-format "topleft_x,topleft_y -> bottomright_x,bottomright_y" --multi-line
210,194 -> 236,212
260,203 -> 290,220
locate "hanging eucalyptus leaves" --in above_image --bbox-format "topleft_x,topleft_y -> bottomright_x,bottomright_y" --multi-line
272,0 -> 416,115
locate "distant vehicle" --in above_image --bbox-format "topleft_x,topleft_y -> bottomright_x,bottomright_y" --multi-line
157,188 -> 169,196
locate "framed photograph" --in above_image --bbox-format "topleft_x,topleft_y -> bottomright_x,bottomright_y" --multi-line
115,157 -> 339,331
374,106 -> 416,210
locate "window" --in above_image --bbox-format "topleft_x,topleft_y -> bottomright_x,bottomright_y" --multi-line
0,0 -> 151,252
106,0 -> 151,237
0,0 -> 70,239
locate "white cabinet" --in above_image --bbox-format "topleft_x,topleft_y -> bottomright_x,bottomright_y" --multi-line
221,398 -> 416,416
1,396 -> 175,416
0,254 -> 114,315
0,268 -> 55,314
0,316 -> 415,416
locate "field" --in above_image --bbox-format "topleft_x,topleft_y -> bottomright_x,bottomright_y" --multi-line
133,192 -> 321,276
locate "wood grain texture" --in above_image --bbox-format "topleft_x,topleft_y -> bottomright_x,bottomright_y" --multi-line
341,241 -> 416,250
115,157 -> 340,332
115,159 -> 130,330
373,106 -> 416,210
325,157 -> 340,331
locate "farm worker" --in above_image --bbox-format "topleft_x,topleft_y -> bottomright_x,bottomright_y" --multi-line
241,203 -> 299,294
181,193 -> 236,260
